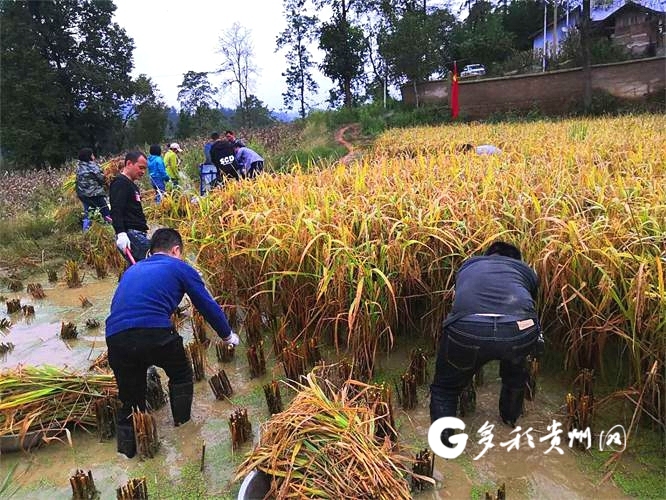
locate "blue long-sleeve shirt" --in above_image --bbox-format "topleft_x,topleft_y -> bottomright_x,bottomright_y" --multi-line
105,254 -> 232,339
148,155 -> 170,183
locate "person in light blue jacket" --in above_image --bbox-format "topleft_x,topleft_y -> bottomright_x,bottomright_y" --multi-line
233,141 -> 264,179
147,144 -> 170,202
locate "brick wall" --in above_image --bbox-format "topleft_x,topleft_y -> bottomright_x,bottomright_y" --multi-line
400,57 -> 665,118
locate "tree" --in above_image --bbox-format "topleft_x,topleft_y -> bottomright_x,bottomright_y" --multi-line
501,0 -> 543,51
379,5 -> 456,100
276,0 -> 320,118
0,0 -> 134,167
452,2 -> 514,70
235,95 -> 275,128
124,75 -> 168,148
318,0 -> 366,108
217,22 -> 257,109
177,71 -> 218,112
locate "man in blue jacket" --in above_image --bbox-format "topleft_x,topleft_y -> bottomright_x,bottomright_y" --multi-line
430,241 -> 542,442
233,141 -> 264,179
105,228 -> 240,458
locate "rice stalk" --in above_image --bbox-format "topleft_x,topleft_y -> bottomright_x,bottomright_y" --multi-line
235,372 -> 430,498
69,469 -> 98,500
116,478 -> 148,499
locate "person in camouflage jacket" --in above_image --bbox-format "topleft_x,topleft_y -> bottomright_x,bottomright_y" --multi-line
75,148 -> 111,231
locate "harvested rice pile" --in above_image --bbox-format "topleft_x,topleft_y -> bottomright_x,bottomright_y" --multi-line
0,365 -> 117,440
236,372 -> 428,499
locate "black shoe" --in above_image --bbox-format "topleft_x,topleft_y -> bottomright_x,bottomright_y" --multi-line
169,382 -> 193,426
116,422 -> 136,458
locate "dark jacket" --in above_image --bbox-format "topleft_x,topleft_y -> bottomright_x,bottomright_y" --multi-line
210,140 -> 240,180
450,255 -> 538,318
109,174 -> 148,234
76,160 -> 106,198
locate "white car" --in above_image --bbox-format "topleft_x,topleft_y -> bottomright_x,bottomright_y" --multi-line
460,64 -> 486,78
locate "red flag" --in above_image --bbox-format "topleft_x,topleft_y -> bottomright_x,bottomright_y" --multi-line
451,61 -> 459,119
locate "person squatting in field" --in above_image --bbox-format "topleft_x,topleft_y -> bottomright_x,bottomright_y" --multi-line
233,141 -> 264,179
105,228 -> 240,458
430,241 -> 544,445
109,151 -> 151,263
75,148 -> 111,231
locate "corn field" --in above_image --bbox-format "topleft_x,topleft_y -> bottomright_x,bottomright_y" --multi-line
153,114 -> 665,423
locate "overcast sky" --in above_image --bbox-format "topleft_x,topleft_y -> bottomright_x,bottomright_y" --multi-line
112,0 -> 333,112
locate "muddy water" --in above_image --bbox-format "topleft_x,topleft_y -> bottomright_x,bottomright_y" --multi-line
1,276 -> 632,499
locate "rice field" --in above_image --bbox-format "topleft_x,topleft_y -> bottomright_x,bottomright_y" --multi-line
154,114 -> 665,424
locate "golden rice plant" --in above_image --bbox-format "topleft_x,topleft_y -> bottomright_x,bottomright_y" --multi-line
64,260 -> 83,288
0,366 -> 118,439
150,114 -> 664,426
235,373 -> 428,498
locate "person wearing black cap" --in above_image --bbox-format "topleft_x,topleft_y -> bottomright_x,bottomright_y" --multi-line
430,241 -> 543,440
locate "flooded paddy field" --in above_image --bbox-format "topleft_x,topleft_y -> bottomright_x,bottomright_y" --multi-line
0,275 -> 660,499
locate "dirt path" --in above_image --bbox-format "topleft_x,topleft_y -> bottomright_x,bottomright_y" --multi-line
335,123 -> 364,165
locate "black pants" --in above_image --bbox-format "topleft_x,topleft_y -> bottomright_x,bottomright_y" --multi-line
246,161 -> 264,178
106,329 -> 192,420
430,316 -> 539,422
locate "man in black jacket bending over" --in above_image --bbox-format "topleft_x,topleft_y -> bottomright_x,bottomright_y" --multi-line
430,241 -> 542,433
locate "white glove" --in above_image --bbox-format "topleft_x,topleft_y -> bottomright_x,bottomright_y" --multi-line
116,232 -> 131,251
224,331 -> 240,346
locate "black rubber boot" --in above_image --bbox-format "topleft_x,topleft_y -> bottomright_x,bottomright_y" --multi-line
499,385 -> 525,427
116,421 -> 136,458
169,382 -> 193,426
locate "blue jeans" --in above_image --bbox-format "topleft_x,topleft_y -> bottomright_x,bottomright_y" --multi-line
430,315 -> 539,422
151,178 -> 167,203
79,195 -> 111,221
118,229 -> 151,264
